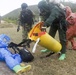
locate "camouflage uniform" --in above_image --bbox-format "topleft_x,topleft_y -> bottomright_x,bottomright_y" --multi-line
22,23 -> 32,40
18,3 -> 34,41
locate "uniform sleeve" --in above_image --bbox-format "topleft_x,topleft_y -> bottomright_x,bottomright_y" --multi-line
44,8 -> 60,27
17,11 -> 22,25
19,11 -> 22,21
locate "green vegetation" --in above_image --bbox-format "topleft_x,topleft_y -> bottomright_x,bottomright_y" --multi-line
2,2 -> 76,24
3,17 -> 17,24
2,5 -> 39,24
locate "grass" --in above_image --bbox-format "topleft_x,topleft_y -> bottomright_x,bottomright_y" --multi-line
0,22 -> 76,75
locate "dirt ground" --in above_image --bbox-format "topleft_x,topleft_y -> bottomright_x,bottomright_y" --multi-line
0,22 -> 76,75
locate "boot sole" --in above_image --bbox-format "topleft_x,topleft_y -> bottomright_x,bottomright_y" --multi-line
16,65 -> 31,74
22,65 -> 31,73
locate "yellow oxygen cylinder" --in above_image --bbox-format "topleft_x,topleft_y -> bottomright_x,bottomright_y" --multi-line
28,22 -> 62,52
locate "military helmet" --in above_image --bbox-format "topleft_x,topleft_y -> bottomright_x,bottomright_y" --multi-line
21,3 -> 28,9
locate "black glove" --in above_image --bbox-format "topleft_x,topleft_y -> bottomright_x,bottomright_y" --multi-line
17,25 -> 20,32
8,42 -> 17,48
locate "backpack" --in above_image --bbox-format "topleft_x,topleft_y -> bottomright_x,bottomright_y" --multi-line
8,40 -> 34,62
20,8 -> 34,25
15,47 -> 34,62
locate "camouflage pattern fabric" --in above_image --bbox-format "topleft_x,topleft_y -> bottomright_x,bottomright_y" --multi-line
22,24 -> 32,40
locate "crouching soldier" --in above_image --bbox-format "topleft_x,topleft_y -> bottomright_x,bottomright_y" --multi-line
38,1 -> 67,60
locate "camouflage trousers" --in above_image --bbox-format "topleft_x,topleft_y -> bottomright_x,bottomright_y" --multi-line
22,24 -> 32,41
